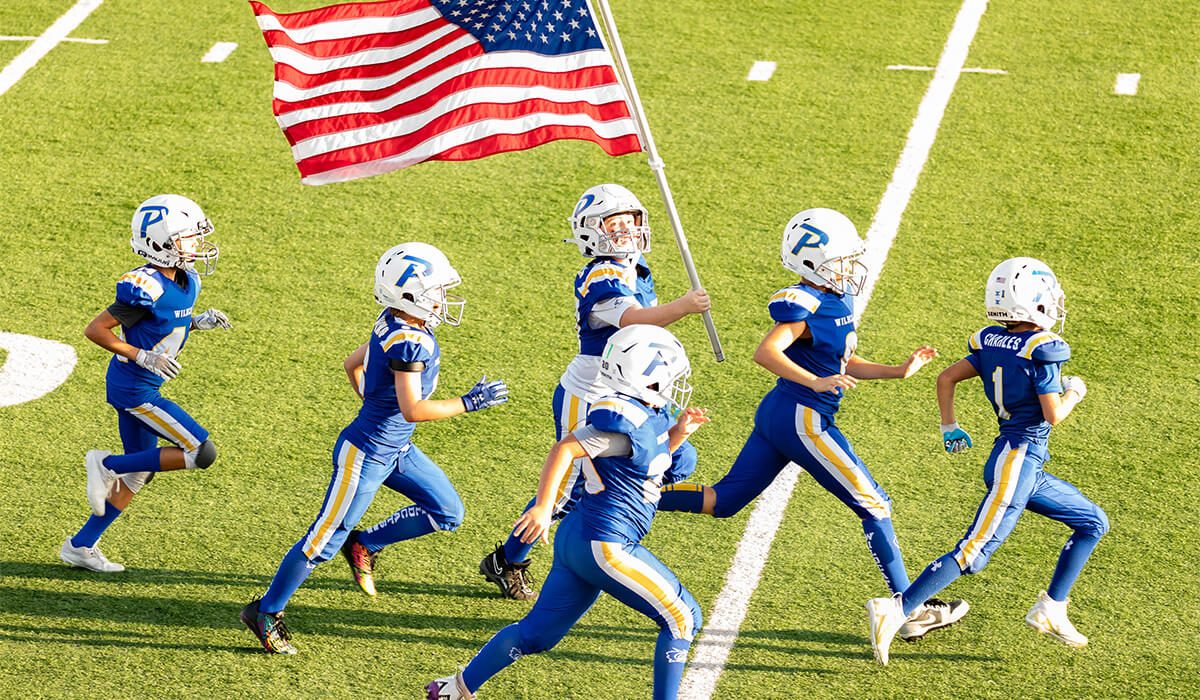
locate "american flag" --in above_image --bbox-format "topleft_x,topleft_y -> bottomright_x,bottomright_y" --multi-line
250,0 -> 644,184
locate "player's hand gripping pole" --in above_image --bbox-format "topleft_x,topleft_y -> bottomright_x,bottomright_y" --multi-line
592,0 -> 724,362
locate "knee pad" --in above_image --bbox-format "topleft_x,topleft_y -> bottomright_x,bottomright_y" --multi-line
433,500 -> 465,532
1083,506 -> 1110,537
516,622 -> 555,655
185,439 -> 217,469
120,471 -> 155,494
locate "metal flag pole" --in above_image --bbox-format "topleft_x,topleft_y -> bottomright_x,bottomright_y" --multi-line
590,0 -> 725,362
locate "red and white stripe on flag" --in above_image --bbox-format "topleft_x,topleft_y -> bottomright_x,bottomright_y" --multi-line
250,0 -> 644,185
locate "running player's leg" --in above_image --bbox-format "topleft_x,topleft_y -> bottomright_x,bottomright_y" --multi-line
457,560 -> 601,694
259,437 -> 389,614
359,444 -> 464,550
1025,471 -> 1109,601
775,403 -> 908,593
104,396 -> 214,473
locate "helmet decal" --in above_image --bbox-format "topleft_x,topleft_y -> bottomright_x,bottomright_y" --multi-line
573,193 -> 595,216
138,206 -> 168,238
790,222 -> 829,253
395,255 -> 433,288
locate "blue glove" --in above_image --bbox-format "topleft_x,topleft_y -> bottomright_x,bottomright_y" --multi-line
941,423 -> 972,454
461,375 -> 509,412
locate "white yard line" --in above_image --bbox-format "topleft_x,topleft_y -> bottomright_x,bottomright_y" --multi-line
678,1 -> 991,697
0,0 -> 105,98
747,60 -> 777,82
0,35 -> 107,44
201,41 -> 238,63
1113,72 -> 1140,95
888,64 -> 1005,74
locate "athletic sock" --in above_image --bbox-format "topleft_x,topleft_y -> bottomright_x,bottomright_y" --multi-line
104,449 -> 163,474
901,553 -> 963,616
71,503 -> 123,548
653,633 -> 691,700
502,531 -> 535,566
260,540 -> 316,614
862,518 -> 911,593
461,622 -> 524,693
1047,532 -> 1102,601
357,505 -> 437,553
657,483 -> 707,513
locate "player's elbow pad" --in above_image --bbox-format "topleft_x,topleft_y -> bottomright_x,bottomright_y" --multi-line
186,439 -> 217,469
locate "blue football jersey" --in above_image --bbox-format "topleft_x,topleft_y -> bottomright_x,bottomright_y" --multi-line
965,326 -> 1070,445
574,257 -> 657,356
766,284 -> 857,416
576,395 -> 673,544
106,266 -> 199,400
341,311 -> 440,458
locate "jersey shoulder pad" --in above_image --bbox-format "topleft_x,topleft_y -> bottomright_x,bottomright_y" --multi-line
1020,331 -> 1070,363
587,396 -> 650,435
381,325 -> 436,363
768,285 -> 820,323
579,260 -> 634,300
116,267 -> 165,306
967,327 -> 989,353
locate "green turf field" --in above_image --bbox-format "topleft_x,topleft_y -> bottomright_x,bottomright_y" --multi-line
1,0 -> 1197,697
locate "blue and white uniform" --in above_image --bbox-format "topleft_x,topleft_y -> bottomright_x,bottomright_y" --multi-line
106,265 -> 208,464
260,311 -> 463,613
461,395 -> 702,699
950,327 -> 1109,574
661,283 -> 909,593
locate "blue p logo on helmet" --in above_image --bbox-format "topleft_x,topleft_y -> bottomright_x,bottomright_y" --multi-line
642,341 -> 674,376
790,222 -> 829,255
395,255 -> 432,287
574,194 -> 596,216
138,206 -> 168,238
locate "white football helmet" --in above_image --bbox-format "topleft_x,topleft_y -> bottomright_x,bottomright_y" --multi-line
781,208 -> 867,295
374,242 -> 464,329
985,257 -> 1066,332
566,183 -> 651,257
130,194 -> 219,275
598,324 -> 692,412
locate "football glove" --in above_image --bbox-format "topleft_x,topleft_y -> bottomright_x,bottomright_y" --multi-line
1062,375 -> 1086,401
461,376 -> 509,412
192,308 -> 231,331
941,423 -> 972,454
135,348 -> 181,380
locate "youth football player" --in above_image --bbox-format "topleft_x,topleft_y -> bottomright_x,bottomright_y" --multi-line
477,184 -> 709,600
61,194 -> 228,573
867,257 -> 1108,665
429,324 -> 707,700
658,208 -> 967,640
241,242 -> 509,654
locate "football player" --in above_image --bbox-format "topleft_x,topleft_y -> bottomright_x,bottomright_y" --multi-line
61,194 -> 228,573
867,257 -> 1108,665
658,208 -> 967,639
477,184 -> 710,600
241,242 -> 509,654
429,325 -> 707,700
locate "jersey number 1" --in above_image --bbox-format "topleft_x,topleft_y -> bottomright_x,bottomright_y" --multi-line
991,367 -> 1012,420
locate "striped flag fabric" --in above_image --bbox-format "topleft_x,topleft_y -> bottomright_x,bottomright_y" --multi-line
250,0 -> 644,184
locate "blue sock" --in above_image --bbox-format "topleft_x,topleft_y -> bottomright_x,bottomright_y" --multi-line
862,518 -> 911,594
502,497 -> 538,563
901,553 -> 962,616
260,540 -> 316,614
653,633 -> 690,700
1047,532 -> 1102,601
657,484 -> 706,513
71,503 -> 123,548
462,622 -> 524,693
357,505 -> 437,552
104,449 -> 162,474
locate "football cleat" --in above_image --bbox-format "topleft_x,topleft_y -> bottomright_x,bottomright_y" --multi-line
898,598 -> 970,641
59,537 -> 124,573
866,593 -> 906,666
85,450 -> 117,517
479,543 -> 537,601
341,530 -> 378,597
426,669 -> 474,700
1025,590 -> 1087,647
241,598 -> 297,654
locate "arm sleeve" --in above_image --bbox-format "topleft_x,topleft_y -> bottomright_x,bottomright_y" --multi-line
1031,361 -> 1063,394
767,287 -> 819,323
589,296 -> 639,328
383,332 -> 435,365
572,425 -> 634,458
107,301 -> 151,327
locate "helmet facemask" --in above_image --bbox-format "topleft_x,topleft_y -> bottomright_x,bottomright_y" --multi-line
810,248 -> 867,296
173,217 -> 219,275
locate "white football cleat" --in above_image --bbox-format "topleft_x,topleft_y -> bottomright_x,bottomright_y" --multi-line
1025,590 -> 1087,647
425,669 -> 474,700
59,537 -> 125,573
898,598 -> 970,641
866,593 -> 906,666
85,450 -> 117,517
